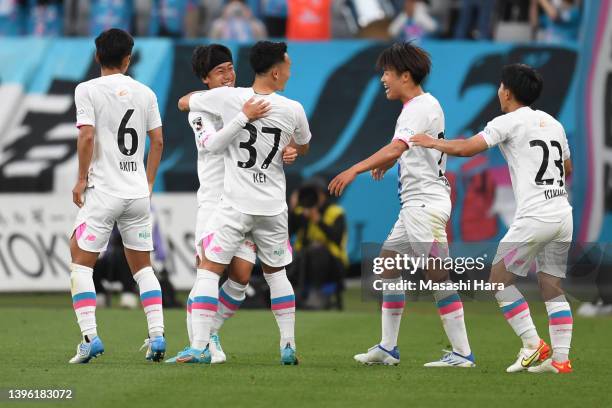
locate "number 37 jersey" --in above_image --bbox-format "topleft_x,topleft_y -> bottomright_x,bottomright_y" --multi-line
74,74 -> 162,199
189,87 -> 311,216
479,107 -> 572,222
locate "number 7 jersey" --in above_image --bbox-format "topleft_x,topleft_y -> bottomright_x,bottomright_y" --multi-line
189,86 -> 311,216
74,74 -> 162,199
479,106 -> 572,222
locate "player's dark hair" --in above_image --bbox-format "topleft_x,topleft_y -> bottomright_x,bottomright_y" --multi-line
500,64 -> 543,106
192,44 -> 233,80
249,41 -> 288,75
376,42 -> 431,85
95,28 -> 134,69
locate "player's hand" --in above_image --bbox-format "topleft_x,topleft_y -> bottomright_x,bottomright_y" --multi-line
242,97 -> 271,121
371,168 -> 387,181
328,168 -> 357,197
410,133 -> 436,148
283,146 -> 298,165
72,179 -> 87,208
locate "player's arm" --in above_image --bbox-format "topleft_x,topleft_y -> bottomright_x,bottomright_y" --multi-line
290,102 -> 312,157
328,140 -> 407,196
146,127 -> 164,195
178,88 -> 226,114
410,133 -> 489,157
178,91 -> 198,112
203,97 -> 270,154
73,83 -> 95,207
564,159 -> 572,178
146,91 -> 164,195
73,125 -> 94,207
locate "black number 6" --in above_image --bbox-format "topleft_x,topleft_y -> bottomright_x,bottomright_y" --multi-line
117,109 -> 138,156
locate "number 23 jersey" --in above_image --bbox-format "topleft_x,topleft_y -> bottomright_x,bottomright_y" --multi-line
479,106 -> 572,222
74,74 -> 162,199
189,87 -> 311,216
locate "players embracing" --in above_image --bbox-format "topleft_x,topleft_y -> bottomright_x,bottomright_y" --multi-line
167,41 -> 311,365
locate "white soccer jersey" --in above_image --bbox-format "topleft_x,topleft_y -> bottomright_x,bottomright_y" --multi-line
188,111 -> 224,205
74,73 -> 162,199
189,87 -> 311,216
392,93 -> 451,217
479,106 -> 572,222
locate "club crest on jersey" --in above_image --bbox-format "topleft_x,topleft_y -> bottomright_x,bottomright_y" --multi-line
192,117 -> 203,132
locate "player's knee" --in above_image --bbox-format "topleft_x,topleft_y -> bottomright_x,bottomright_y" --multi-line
489,261 -> 514,286
261,263 -> 284,274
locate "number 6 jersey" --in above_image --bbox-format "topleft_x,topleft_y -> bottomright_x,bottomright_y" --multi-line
189,87 -> 311,216
74,74 -> 162,199
479,106 -> 572,222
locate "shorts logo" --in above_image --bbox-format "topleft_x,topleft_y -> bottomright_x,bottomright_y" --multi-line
273,248 -> 286,257
85,234 -> 96,242
138,231 -> 151,240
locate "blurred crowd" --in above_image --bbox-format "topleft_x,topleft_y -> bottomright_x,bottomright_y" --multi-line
0,0 -> 582,44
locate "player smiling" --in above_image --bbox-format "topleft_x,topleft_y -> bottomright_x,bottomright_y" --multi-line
329,42 -> 475,368
173,41 -> 310,365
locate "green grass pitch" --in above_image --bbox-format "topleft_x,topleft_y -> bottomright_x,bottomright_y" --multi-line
1,292 -> 610,408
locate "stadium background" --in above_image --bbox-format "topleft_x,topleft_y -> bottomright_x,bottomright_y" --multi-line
0,1 -> 611,407
0,0 -> 609,291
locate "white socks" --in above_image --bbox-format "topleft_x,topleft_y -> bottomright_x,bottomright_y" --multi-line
211,279 -> 248,334
546,295 -> 573,362
133,267 -> 164,338
264,270 -> 296,349
495,285 -> 540,349
434,283 -> 472,357
380,277 -> 405,350
190,269 -> 220,350
70,264 -> 98,339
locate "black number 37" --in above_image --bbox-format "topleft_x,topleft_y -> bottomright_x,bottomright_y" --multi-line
237,123 -> 281,169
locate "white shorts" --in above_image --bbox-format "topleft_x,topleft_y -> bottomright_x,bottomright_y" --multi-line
203,201 -> 291,268
71,187 -> 153,253
493,214 -> 573,278
195,202 -> 256,264
382,207 -> 450,258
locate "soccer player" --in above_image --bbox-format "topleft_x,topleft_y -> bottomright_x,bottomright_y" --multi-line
69,28 -> 166,363
329,42 -> 475,368
179,44 -> 297,364
410,63 -> 574,374
173,41 -> 311,365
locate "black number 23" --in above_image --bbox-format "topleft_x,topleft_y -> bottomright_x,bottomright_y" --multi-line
237,123 -> 281,169
529,139 -> 565,187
